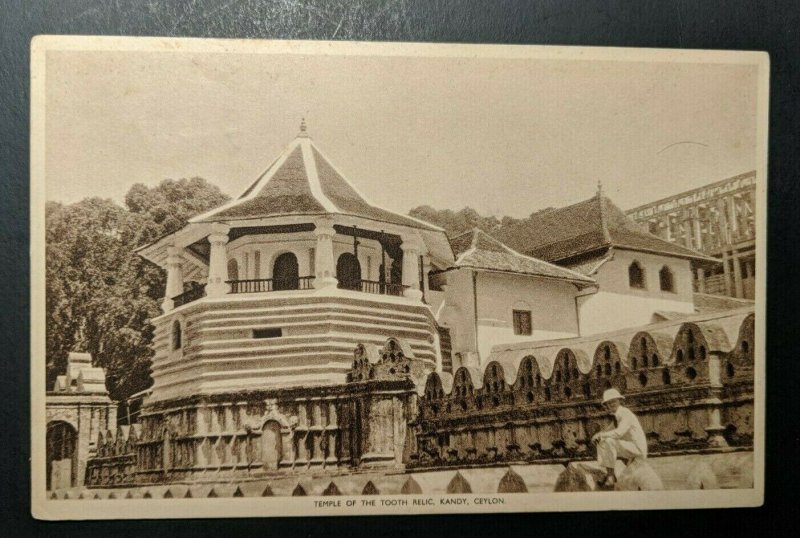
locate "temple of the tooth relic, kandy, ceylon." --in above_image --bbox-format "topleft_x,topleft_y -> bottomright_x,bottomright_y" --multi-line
47,123 -> 755,497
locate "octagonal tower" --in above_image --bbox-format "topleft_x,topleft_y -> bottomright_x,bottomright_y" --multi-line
137,121 -> 454,403
122,123 -> 454,482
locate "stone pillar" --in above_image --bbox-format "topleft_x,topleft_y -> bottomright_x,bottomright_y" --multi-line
195,439 -> 209,468
432,328 -> 443,373
280,429 -> 295,468
727,196 -> 738,238
206,223 -> 230,297
312,401 -> 322,426
732,252 -> 744,299
326,402 -> 338,465
223,404 -> 234,433
661,215 -> 672,241
692,209 -> 703,251
312,432 -> 323,464
704,400 -> 728,448
369,398 -> 394,464
313,220 -> 338,289
422,256 -> 432,296
161,247 -> 185,312
696,267 -> 706,294
681,211 -> 693,249
401,237 -> 424,301
704,351 -> 728,446
296,433 -> 308,465
721,250 -> 733,297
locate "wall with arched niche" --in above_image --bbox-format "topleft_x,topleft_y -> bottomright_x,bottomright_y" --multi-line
224,232 -> 407,288
411,309 -> 755,468
226,232 -> 316,281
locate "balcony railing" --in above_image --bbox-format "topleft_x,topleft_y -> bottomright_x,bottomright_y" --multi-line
172,285 -> 206,307
173,276 -> 410,303
340,279 -> 408,297
227,276 -> 316,294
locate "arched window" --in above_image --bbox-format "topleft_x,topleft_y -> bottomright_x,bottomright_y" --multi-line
227,259 -> 239,281
659,266 -> 674,292
172,320 -> 182,351
628,261 -> 645,289
273,252 -> 299,290
337,253 -> 362,290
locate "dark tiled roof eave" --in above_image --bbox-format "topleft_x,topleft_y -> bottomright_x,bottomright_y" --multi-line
453,230 -> 595,284
456,261 -> 595,285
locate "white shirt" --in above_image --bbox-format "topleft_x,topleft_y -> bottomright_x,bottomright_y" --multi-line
606,405 -> 648,458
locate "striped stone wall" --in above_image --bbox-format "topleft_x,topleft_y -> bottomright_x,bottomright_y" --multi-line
150,290 -> 441,402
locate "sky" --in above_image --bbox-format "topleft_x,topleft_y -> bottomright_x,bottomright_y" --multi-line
44,45 -> 760,218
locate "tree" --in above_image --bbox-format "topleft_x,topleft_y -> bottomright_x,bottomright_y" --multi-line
45,178 -> 229,401
408,205 -> 513,238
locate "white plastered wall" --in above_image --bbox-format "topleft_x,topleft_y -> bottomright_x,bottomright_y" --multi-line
577,249 -> 695,335
474,271 -> 580,362
226,232 -> 317,280
224,233 -> 390,282
437,269 -> 581,368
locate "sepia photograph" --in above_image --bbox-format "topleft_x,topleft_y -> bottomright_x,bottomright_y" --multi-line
30,36 -> 768,519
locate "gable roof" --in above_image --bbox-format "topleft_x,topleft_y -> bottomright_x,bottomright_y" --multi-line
494,188 -> 717,264
190,122 -> 441,232
449,228 -> 595,286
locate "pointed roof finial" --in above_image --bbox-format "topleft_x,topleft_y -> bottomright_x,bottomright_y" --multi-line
597,179 -> 603,197
298,117 -> 309,138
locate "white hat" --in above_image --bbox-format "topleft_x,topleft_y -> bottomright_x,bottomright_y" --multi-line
602,388 -> 625,404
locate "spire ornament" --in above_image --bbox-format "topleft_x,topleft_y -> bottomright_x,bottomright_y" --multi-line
298,117 -> 309,138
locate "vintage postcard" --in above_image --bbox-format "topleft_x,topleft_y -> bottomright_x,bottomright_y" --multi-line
31,36 -> 768,519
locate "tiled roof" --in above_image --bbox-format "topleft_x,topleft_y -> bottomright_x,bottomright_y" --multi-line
450,228 -> 595,285
191,126 -> 441,231
495,191 -> 717,264
693,292 -> 755,313
563,253 -> 613,276
211,146 -> 327,218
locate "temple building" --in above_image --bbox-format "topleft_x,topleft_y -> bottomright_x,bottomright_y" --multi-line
46,353 -> 116,490
50,123 -> 754,495
495,185 -> 721,335
625,171 -> 757,299
137,120 -> 454,403
432,228 -> 595,367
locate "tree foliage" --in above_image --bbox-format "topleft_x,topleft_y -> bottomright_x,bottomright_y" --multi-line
46,178 -> 229,400
408,205 -> 520,238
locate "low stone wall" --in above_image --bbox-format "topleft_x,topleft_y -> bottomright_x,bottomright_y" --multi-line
411,313 -> 754,468
57,450 -> 753,499
82,312 -> 754,491
85,338 -> 422,487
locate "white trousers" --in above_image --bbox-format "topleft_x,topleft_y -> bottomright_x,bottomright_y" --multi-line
596,438 -> 643,469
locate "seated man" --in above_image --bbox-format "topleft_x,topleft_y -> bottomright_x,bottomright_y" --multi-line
591,388 -> 648,488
